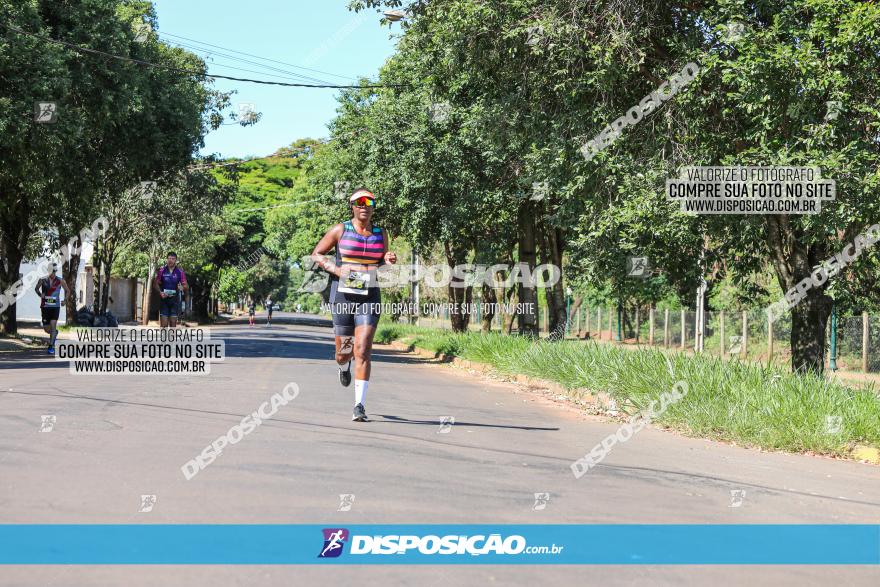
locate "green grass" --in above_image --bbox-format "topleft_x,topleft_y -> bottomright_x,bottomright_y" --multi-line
377,324 -> 880,458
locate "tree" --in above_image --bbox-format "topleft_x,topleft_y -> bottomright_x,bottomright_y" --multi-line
667,1 -> 880,372
0,0 -> 128,333
0,0 -> 226,331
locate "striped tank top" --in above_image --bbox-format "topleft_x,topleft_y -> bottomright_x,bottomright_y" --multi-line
336,221 -> 385,266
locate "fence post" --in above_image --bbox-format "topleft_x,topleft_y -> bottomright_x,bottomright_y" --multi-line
544,306 -> 549,334
635,307 -> 641,343
719,310 -> 725,355
767,311 -> 774,366
664,309 -> 670,348
585,307 -> 590,339
829,304 -> 838,371
649,307 -> 655,345
742,311 -> 748,358
863,311 -> 869,372
607,307 -> 613,342
576,306 -> 582,337
680,309 -> 686,350
597,307 -> 602,341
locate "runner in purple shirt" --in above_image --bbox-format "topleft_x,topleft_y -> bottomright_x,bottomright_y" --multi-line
153,252 -> 188,328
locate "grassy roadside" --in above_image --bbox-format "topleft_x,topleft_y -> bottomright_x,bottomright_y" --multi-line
376,324 -> 880,460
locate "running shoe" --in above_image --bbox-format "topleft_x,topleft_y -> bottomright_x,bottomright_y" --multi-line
47,346 -> 54,356
338,360 -> 352,387
352,403 -> 367,422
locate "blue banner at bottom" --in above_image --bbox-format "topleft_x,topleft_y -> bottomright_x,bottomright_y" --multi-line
0,525 -> 877,564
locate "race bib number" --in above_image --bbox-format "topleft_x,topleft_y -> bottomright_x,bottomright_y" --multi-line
338,270 -> 371,296
44,296 -> 59,307
163,289 -> 177,297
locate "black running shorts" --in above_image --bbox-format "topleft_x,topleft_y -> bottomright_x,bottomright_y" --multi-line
329,280 -> 381,336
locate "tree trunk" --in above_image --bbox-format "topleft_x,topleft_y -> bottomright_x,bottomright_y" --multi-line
538,219 -> 566,335
790,291 -> 832,374
100,250 -> 115,315
503,278 -> 517,334
623,305 -> 634,340
143,265 -> 154,325
444,241 -> 471,332
517,203 -> 538,337
0,244 -> 24,335
765,216 -> 832,373
0,205 -> 29,335
62,248 -> 81,326
191,277 -> 211,323
570,295 -> 583,335
480,282 -> 497,333
91,236 -> 101,312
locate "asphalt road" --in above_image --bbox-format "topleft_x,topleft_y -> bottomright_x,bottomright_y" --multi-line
1,316 -> 878,586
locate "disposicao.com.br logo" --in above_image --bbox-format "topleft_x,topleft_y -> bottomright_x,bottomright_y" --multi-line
318,528 -> 563,558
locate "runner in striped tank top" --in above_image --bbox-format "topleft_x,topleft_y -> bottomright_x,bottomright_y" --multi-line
34,263 -> 71,355
310,187 -> 398,422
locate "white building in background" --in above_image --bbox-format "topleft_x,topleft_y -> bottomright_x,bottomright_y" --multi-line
15,241 -> 93,324
16,240 -> 141,324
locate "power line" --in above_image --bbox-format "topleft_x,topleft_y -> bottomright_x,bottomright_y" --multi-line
158,31 -> 360,84
3,24 -> 410,89
164,38 -> 338,86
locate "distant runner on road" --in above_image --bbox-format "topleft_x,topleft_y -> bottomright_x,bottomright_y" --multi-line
248,296 -> 256,327
34,263 -> 70,355
266,296 -> 273,327
310,187 -> 397,422
154,252 -> 188,328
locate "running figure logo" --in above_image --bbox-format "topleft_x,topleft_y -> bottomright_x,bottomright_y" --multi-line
728,335 -> 743,355
39,415 -> 56,432
627,256 -> 650,279
824,415 -> 842,434
437,416 -> 454,434
138,494 -> 157,513
318,528 -> 349,558
337,494 -> 355,512
34,101 -> 58,123
729,489 -> 746,508
533,492 -> 550,510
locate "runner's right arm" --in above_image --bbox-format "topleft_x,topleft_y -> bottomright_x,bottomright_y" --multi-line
153,270 -> 166,298
310,224 -> 346,278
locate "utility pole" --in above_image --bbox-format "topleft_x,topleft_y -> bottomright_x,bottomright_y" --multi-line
695,246 -> 707,353
411,250 -> 420,325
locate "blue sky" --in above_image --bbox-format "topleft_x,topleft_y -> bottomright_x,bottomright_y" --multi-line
152,0 -> 398,159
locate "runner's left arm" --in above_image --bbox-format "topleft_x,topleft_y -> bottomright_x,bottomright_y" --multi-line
382,229 -> 397,265
179,269 -> 189,295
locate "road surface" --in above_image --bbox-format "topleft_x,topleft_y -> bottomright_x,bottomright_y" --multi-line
1,315 -> 878,585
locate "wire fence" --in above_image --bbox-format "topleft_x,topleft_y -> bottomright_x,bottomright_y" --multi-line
565,306 -> 880,374
378,301 -> 880,374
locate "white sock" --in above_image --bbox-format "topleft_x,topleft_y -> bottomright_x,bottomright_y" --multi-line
354,379 -> 369,406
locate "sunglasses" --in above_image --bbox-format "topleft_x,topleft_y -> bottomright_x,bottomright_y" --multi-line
351,196 -> 375,208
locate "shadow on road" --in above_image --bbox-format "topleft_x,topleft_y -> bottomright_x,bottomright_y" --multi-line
373,414 -> 559,432
0,324 -> 452,370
